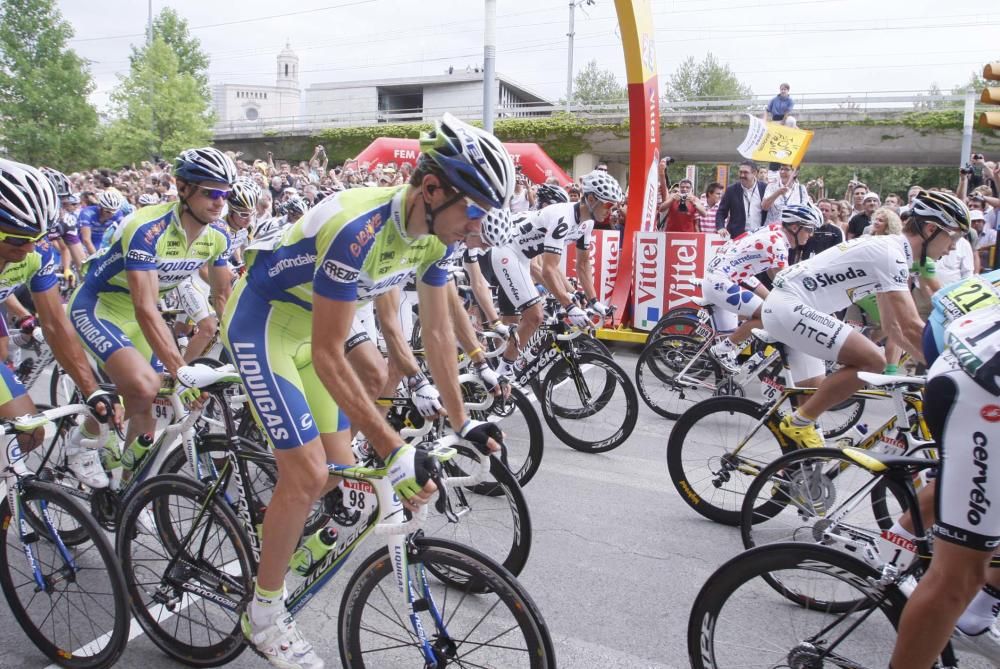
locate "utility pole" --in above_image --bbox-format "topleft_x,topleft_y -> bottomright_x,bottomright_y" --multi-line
566,0 -> 595,113
960,86 -> 976,168
147,0 -> 153,45
483,0 -> 497,132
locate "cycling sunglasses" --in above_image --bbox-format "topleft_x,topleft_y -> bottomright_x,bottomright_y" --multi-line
230,209 -> 253,219
198,186 -> 232,200
0,228 -> 45,247
464,196 -> 489,220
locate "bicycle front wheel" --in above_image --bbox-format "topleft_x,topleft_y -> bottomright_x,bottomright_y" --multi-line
635,332 -> 720,420
540,351 -> 638,453
116,474 -> 254,667
689,543 -> 907,669
339,536 -> 554,668
0,481 -> 129,669
666,397 -> 787,525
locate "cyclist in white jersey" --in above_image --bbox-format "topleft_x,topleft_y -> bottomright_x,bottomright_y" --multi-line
762,189 -> 970,448
706,203 -> 821,372
891,304 -> 1000,667
484,174 -> 622,378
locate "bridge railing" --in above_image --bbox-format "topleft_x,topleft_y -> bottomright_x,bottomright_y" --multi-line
212,90 -> 976,137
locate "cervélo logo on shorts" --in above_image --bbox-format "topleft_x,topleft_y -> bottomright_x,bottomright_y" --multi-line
983,405 -> 1000,423
801,267 -> 867,291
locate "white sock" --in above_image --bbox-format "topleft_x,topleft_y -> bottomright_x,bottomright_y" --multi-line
249,582 -> 285,625
958,583 -> 1000,635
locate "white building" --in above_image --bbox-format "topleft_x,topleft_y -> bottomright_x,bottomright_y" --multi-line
212,42 -> 301,123
303,71 -> 550,123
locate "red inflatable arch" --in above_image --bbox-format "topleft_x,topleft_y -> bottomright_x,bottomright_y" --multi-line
352,137 -> 572,187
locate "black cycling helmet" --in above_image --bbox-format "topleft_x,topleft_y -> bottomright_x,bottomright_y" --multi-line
536,184 -> 569,208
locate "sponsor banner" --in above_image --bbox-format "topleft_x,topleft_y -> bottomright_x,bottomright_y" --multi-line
632,231 -> 726,330
608,0 -> 659,324
564,230 -> 621,304
716,164 -> 730,186
685,165 -> 698,191
737,114 -> 814,168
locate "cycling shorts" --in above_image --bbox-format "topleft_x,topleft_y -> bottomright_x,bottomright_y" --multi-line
701,272 -> 764,332
0,363 -> 26,406
222,279 -> 348,450
67,286 -> 163,372
761,289 -> 846,383
480,247 -> 541,316
345,302 -> 377,354
927,350 -> 1000,552
175,275 -> 213,324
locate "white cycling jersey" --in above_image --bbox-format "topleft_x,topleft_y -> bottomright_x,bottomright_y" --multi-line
706,224 -> 790,288
507,202 -> 593,262
772,235 -> 912,313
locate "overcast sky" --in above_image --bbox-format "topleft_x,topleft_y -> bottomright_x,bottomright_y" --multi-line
58,0 -> 997,113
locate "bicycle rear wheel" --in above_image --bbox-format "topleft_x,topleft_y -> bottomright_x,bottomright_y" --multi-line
465,381 -> 544,489
689,543 -> 907,669
116,474 -> 254,667
635,333 -> 720,420
540,351 -> 638,453
339,536 -> 554,668
0,481 -> 129,669
666,397 -> 787,525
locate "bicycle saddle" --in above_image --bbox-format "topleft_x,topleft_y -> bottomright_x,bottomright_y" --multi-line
857,372 -> 925,389
176,364 -> 241,390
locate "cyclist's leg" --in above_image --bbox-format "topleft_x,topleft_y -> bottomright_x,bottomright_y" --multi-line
891,360 -> 999,667
0,370 -> 44,457
177,275 -> 217,361
487,248 -> 542,366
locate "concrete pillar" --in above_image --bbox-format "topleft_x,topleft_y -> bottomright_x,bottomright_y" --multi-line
606,162 -> 628,189
572,152 -> 598,179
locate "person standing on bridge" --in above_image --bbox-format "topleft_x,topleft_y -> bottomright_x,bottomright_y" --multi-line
764,83 -> 795,125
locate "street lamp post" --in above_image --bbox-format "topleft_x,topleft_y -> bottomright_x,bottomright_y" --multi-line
566,0 -> 595,113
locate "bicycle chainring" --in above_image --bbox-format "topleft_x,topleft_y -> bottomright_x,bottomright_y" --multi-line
90,488 -> 122,531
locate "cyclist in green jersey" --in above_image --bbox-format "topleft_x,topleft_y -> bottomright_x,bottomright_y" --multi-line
0,159 -> 118,476
68,147 -> 235,481
225,113 -> 515,669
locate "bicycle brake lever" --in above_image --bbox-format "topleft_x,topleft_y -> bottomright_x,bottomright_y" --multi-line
431,469 -> 458,523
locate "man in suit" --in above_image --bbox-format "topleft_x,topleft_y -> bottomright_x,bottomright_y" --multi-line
715,160 -> 768,238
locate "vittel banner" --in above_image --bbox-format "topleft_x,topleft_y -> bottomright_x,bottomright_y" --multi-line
564,230 -> 621,304
632,232 -> 726,331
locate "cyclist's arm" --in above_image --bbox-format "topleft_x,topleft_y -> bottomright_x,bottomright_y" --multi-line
463,259 -> 500,324
374,288 -> 421,377
32,287 -> 100,397
876,290 -> 927,365
208,263 -> 232,318
574,243 -> 597,302
313,295 -> 401,459
540,252 -> 573,306
79,226 -> 95,255
415,279 -> 467,428
448,282 -> 489,364
4,293 -> 31,322
127,269 -> 186,376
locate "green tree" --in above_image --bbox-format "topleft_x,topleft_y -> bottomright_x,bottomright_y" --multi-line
104,36 -> 214,165
663,53 -> 752,109
568,59 -> 625,106
0,0 -> 99,169
130,7 -> 210,98
952,70 -> 986,95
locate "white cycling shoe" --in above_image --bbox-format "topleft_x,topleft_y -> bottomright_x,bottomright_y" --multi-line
951,624 -> 1000,663
241,608 -> 324,669
65,446 -> 109,489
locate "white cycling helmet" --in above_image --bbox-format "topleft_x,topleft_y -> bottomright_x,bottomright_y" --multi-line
98,189 -> 125,212
252,215 -> 289,242
480,207 -> 515,248
419,113 -> 515,209
137,193 -> 159,207
228,177 -> 262,211
0,158 -> 58,235
580,170 -> 624,203
40,167 -> 72,199
780,203 -> 823,230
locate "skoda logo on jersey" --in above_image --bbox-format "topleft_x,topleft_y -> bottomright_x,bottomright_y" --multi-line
802,267 -> 868,291
803,277 -> 818,291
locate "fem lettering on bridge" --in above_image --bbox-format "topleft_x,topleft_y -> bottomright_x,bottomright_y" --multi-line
632,232 -> 725,331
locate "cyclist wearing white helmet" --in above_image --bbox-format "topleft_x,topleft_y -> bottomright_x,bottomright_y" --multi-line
763,189 -> 970,449
76,188 -> 126,255
67,147 -> 235,484
40,167 -> 87,285
137,193 -> 159,207
0,159 -> 119,479
224,176 -> 261,268
705,203 -> 820,372
223,113 -> 513,669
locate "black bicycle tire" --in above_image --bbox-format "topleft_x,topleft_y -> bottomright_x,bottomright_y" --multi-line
540,351 -> 638,453
688,543 -> 908,669
0,481 -> 129,669
739,447 -> 910,552
635,332 -> 721,420
434,444 -> 532,579
116,474 -> 254,667
474,385 -> 544,490
543,342 -> 617,420
666,396 -> 788,525
338,536 -> 555,669
647,307 -> 700,340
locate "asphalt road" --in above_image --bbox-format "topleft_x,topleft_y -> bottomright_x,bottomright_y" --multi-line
0,345 -> 992,668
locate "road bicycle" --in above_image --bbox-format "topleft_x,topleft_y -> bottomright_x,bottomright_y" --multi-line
116,429 -> 555,668
665,356 -> 897,526
739,372 -> 934,552
0,405 -> 129,669
689,440 -> 974,668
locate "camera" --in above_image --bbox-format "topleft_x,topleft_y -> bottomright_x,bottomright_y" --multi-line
960,163 -> 974,176
678,193 -> 688,213
664,156 -> 676,165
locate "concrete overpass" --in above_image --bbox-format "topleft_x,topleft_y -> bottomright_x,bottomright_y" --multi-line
212,93 -> 1000,169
